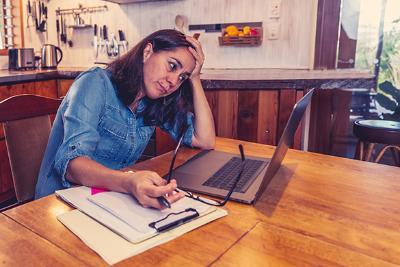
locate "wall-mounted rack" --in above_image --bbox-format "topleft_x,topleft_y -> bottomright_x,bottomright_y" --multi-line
55,4 -> 108,16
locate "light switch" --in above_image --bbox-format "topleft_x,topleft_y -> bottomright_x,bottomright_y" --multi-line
268,0 -> 281,18
267,22 -> 280,40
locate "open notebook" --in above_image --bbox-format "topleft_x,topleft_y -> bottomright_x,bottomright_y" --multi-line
55,186 -> 227,264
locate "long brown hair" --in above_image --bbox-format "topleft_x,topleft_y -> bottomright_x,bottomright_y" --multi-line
107,29 -> 195,128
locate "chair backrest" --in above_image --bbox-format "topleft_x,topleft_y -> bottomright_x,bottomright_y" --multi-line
0,94 -> 62,203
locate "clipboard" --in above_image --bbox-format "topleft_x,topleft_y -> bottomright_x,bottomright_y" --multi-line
56,186 -> 223,243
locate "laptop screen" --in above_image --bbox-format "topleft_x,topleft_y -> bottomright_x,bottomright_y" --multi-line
254,89 -> 314,202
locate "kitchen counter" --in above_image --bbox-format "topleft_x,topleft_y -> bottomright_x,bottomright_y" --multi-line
0,68 -> 375,89
0,68 -> 85,84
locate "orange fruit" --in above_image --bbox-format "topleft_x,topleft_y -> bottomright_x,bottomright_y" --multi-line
243,26 -> 251,35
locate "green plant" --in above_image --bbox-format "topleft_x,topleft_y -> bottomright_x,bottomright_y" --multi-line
376,81 -> 400,120
376,16 -> 400,121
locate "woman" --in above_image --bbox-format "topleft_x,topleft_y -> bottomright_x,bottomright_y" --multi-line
35,29 -> 215,209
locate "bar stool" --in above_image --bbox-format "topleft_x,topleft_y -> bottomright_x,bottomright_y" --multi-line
353,119 -> 400,164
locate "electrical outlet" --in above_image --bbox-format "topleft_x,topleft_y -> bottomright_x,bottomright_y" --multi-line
268,0 -> 281,18
267,22 -> 280,40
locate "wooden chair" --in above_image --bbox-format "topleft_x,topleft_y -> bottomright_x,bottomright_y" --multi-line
353,119 -> 400,165
0,94 -> 61,209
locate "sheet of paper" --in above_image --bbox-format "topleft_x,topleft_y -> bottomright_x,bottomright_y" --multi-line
55,186 -> 156,243
87,191 -> 214,234
58,208 -> 227,265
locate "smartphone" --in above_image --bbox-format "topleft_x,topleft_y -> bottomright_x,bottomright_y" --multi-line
193,33 -> 200,40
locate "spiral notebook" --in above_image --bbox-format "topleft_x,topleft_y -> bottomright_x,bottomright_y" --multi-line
55,186 -> 227,264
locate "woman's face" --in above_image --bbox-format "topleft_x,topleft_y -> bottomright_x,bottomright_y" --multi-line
142,44 -> 196,99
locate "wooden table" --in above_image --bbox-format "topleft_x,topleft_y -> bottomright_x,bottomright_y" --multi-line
2,137 -> 400,266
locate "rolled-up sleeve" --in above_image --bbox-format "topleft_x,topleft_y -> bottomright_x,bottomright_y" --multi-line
54,70 -> 107,187
160,112 -> 195,147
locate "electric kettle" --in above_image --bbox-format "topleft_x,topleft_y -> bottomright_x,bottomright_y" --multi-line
41,44 -> 63,68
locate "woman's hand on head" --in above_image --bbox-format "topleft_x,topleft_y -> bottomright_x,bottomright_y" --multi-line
186,35 -> 205,80
125,170 -> 185,209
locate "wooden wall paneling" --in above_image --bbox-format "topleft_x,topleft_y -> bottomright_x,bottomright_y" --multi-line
0,85 -> 12,139
277,89 -> 297,146
216,90 -> 238,139
308,90 -> 334,154
8,82 -> 35,95
34,80 -> 58,98
293,90 -> 305,150
318,90 -> 334,155
257,90 -> 278,145
237,91 -> 259,142
0,85 -> 11,101
155,128 -> 176,156
0,140 -> 13,198
330,89 -> 352,156
57,80 -> 75,98
307,90 -> 319,151
204,91 -> 219,135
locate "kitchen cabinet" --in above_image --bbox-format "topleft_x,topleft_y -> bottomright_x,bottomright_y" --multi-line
0,80 -> 58,205
57,79 -> 74,97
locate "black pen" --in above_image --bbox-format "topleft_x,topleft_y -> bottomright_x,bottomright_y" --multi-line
157,196 -> 171,208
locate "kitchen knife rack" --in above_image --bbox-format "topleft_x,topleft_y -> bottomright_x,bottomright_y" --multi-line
55,4 -> 108,16
56,4 -> 108,47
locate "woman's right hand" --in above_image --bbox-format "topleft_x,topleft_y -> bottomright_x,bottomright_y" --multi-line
125,170 -> 185,209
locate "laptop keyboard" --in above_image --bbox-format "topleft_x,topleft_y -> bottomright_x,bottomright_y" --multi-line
202,157 -> 266,193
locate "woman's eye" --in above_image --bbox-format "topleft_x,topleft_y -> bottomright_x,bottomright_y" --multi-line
169,62 -> 176,71
179,74 -> 188,82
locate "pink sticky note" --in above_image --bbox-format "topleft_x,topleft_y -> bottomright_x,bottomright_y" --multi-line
91,187 -> 109,195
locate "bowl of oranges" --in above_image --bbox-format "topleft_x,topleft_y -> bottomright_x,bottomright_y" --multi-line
219,24 -> 263,46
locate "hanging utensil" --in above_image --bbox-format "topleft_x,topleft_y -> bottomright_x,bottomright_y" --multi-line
99,25 -> 104,54
62,14 -> 67,44
103,25 -> 110,56
93,24 -> 98,59
38,0 -> 42,27
56,14 -> 60,46
38,2 -> 47,32
60,14 -> 64,43
32,1 -> 38,30
174,14 -> 186,33
109,32 -> 119,57
67,16 -> 73,47
26,0 -> 32,28
118,29 -> 128,54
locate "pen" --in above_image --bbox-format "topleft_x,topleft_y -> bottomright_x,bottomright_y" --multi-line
157,196 -> 171,208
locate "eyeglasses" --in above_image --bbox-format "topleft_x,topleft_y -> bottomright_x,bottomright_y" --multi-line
166,129 -> 245,207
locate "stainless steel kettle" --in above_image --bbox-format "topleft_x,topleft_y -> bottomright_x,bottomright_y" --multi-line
41,44 -> 63,68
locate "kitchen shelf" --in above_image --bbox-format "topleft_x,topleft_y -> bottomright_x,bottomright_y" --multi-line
68,24 -> 93,29
219,26 -> 263,47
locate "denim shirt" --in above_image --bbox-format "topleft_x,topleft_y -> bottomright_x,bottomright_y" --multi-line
35,67 -> 194,199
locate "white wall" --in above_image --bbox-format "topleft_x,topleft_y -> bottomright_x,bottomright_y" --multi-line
20,0 -> 317,69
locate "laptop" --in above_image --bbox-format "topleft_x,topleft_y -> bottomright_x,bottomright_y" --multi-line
173,89 -> 314,204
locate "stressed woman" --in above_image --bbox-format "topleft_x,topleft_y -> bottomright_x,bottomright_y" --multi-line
35,29 -> 215,209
